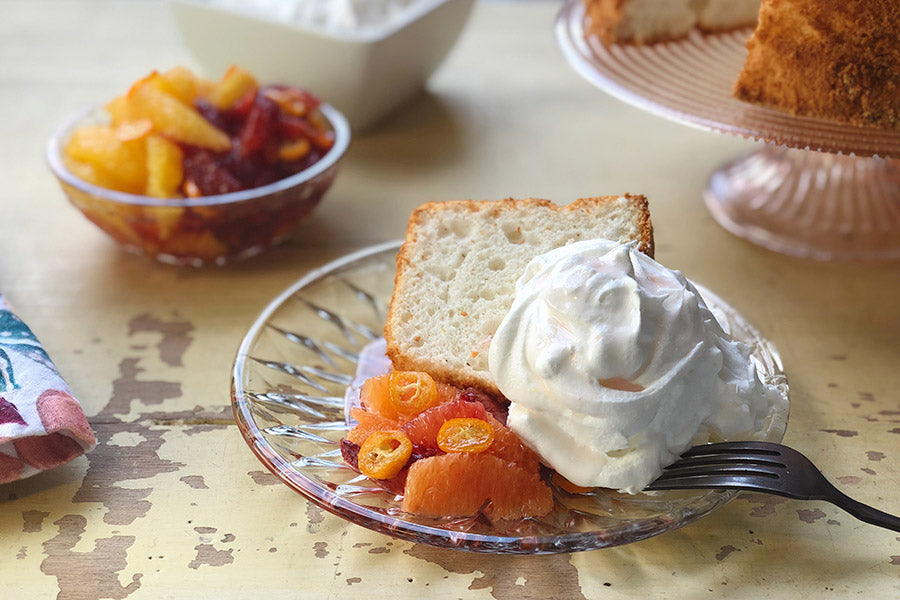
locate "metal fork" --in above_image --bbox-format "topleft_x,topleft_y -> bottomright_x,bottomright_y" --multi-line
645,441 -> 900,532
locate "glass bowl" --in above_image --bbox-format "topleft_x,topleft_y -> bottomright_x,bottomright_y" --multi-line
46,103 -> 350,267
231,241 -> 790,554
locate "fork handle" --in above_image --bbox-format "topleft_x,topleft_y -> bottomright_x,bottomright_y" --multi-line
820,483 -> 900,533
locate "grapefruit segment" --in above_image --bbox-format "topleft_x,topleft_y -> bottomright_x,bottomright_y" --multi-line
401,453 -> 553,520
401,399 -> 489,448
483,413 -> 541,472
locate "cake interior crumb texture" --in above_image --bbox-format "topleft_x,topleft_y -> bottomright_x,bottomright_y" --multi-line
584,0 -> 760,45
384,196 -> 654,397
734,0 -> 900,130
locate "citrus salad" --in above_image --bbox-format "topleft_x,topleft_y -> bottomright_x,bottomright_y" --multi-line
341,371 -> 554,521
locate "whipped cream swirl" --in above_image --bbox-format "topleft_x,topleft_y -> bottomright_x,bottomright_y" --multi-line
488,239 -> 781,493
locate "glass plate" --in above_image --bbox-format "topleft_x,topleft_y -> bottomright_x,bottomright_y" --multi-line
232,241 -> 790,554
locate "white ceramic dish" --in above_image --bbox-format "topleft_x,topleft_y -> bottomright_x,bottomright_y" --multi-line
169,0 -> 475,131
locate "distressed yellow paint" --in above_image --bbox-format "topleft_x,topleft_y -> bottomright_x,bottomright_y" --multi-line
1,1 -> 899,599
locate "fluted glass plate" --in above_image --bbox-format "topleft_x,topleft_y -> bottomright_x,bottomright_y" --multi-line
232,241 -> 790,554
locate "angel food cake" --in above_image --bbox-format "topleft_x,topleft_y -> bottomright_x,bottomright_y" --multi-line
585,0 -> 761,45
342,197 -> 784,518
733,0 -> 900,130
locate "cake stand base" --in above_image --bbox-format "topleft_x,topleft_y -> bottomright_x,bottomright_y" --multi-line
704,147 -> 900,261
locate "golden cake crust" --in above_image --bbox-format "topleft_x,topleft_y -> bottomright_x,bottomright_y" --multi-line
584,0 -> 627,46
733,0 -> 900,130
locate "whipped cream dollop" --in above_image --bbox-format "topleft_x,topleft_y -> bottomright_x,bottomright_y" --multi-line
488,239 -> 782,494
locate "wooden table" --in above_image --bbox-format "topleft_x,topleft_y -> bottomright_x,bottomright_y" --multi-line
2,1 -> 898,598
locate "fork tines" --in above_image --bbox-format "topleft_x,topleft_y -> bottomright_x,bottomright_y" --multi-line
648,441 -> 790,489
681,440 -> 782,457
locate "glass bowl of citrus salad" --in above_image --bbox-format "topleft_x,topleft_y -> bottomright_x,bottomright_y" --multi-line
46,65 -> 349,266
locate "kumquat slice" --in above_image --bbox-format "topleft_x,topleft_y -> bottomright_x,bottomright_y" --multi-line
388,371 -> 439,419
436,418 -> 495,454
357,430 -> 413,480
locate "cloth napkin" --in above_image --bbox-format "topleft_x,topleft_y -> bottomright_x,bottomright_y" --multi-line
0,295 -> 95,484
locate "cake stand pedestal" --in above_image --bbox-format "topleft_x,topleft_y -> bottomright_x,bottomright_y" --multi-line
555,0 -> 900,261
707,148 -> 899,261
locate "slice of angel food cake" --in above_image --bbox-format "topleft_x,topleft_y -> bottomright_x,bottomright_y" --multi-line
340,196 -> 785,521
584,0 -> 761,46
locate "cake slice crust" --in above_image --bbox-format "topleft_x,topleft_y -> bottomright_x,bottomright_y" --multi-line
733,0 -> 900,130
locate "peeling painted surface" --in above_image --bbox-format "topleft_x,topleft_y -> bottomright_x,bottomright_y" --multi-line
22,510 -> 49,533
797,509 -> 827,524
405,546 -> 587,600
180,475 -> 208,489
715,545 -> 740,561
2,300 -> 897,600
306,503 -> 326,534
248,470 -> 280,486
194,526 -> 217,535
739,493 -> 788,518
820,429 -> 858,438
128,314 -> 194,368
314,541 -> 329,558
29,314 -> 196,598
72,421 -> 184,526
41,515 -> 142,600
188,544 -> 234,569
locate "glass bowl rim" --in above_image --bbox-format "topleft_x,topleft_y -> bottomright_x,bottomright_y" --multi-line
45,101 -> 350,208
230,240 -> 789,553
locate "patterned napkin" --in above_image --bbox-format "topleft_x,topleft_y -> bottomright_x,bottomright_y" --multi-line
0,295 -> 95,483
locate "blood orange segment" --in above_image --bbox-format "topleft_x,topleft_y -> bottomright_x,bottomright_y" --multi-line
347,407 -> 399,446
401,399 -> 489,448
459,387 -> 508,425
401,453 -> 553,520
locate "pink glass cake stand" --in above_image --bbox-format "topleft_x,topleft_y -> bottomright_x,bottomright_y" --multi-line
555,0 -> 900,261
